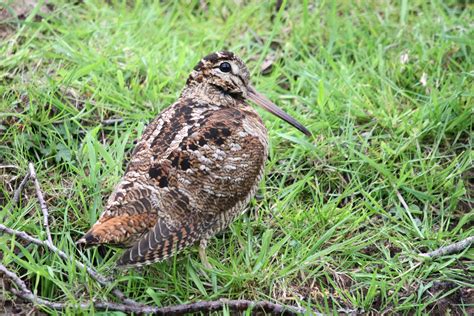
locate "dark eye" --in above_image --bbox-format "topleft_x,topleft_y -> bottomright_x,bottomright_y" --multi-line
219,62 -> 232,73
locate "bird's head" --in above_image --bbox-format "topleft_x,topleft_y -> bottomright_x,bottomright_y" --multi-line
184,51 -> 311,136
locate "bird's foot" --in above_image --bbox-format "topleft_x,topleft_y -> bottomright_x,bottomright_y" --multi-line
199,240 -> 213,270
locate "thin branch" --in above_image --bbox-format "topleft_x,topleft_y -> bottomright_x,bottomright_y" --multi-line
12,170 -> 30,205
419,236 -> 474,259
101,118 -> 124,125
0,165 -> 20,169
0,263 -> 307,315
157,299 -> 309,315
28,163 -> 53,247
0,224 -> 140,307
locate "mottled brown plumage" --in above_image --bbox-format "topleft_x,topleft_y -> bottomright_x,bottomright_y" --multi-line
77,51 -> 310,268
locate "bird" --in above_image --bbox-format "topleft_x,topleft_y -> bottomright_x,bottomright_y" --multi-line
77,51 -> 310,268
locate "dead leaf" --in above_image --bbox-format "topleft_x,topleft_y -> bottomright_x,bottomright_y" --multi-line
420,72 -> 428,87
400,52 -> 409,64
260,53 -> 277,75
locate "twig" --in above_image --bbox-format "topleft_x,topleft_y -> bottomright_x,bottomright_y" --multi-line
28,163 -> 53,247
157,299 -> 308,315
101,118 -> 124,125
419,236 -> 474,259
12,170 -> 30,204
0,165 -> 20,169
0,224 -> 140,307
0,263 -> 307,315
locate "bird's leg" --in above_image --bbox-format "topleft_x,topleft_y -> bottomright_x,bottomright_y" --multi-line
199,239 -> 213,270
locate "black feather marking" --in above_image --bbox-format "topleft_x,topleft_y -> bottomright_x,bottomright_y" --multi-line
158,177 -> 168,188
148,166 -> 161,179
221,128 -> 231,136
80,233 -> 99,245
121,182 -> 134,189
180,158 -> 190,170
171,155 -> 180,168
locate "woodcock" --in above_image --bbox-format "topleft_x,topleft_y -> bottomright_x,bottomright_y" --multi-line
77,51 -> 310,268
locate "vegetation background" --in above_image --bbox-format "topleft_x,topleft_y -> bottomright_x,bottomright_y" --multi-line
0,0 -> 472,314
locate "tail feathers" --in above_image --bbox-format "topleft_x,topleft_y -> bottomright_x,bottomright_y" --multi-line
76,231 -> 101,246
116,219 -> 211,268
76,214 -> 158,248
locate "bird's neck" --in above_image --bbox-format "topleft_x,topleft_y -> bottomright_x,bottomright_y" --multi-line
180,82 -> 240,107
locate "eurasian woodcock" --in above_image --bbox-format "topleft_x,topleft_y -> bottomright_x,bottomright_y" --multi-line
77,51 -> 310,268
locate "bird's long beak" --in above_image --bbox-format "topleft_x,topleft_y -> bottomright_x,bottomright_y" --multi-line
247,85 -> 311,136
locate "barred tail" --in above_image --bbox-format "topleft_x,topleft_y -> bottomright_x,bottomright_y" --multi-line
116,219 -> 206,268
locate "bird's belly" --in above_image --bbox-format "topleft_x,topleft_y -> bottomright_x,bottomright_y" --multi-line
183,118 -> 268,237
204,156 -> 266,239
188,135 -> 267,204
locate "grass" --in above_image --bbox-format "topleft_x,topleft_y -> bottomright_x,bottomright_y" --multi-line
0,0 -> 472,314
